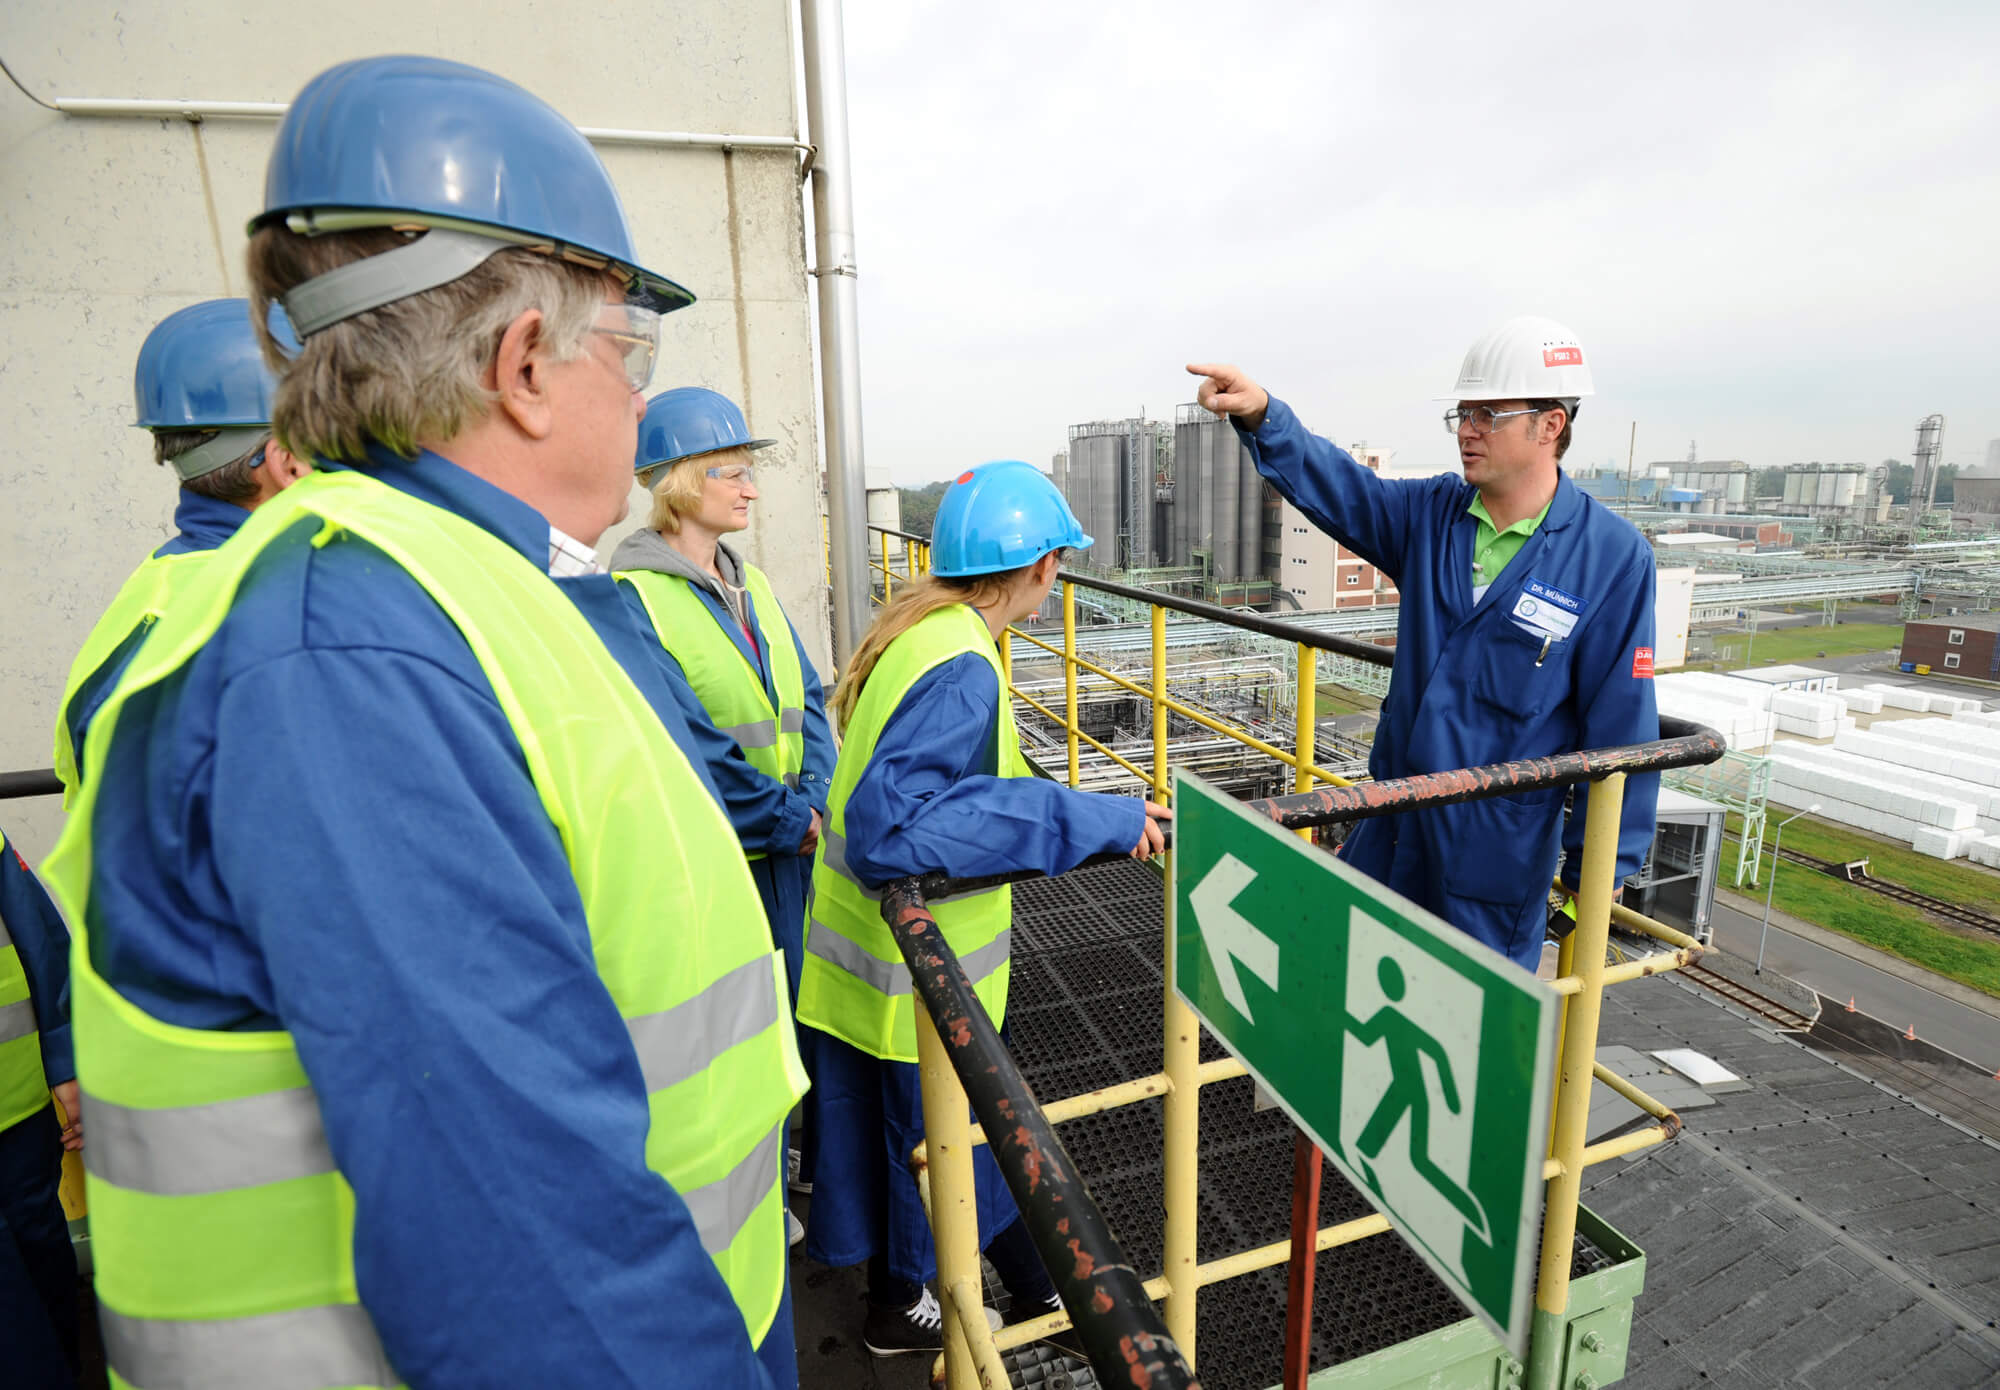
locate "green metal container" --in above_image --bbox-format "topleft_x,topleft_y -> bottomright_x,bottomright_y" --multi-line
1296,1206 -> 1643,1390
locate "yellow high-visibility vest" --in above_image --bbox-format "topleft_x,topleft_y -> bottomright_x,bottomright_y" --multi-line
798,603 -> 1026,1062
619,563 -> 807,857
44,470 -> 807,1389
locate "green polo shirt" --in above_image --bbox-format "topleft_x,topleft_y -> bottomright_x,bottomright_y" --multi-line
1468,494 -> 1552,596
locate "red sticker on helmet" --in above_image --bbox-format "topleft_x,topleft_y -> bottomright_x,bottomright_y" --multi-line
1543,346 -> 1582,368
1632,646 -> 1655,679
956,471 -> 975,484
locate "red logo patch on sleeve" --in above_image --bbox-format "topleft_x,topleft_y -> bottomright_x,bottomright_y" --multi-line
1632,646 -> 1655,679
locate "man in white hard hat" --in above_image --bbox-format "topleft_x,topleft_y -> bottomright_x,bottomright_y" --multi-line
1188,318 -> 1658,970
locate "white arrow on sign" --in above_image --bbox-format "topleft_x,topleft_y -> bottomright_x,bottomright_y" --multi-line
1189,853 -> 1280,1022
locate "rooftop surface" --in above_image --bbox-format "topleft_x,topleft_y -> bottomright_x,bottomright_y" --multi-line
792,857 -> 2000,1389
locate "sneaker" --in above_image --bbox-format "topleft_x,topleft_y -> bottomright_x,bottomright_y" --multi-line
862,1288 -> 1001,1357
863,1287 -> 944,1356
787,1210 -> 805,1248
787,1146 -> 812,1195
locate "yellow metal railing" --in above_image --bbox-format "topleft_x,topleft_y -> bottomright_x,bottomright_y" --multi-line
861,526 -> 1703,1387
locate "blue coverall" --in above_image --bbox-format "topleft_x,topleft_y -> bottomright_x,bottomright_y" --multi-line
803,653 -> 1142,1285
0,833 -> 79,1389
1238,397 -> 1660,969
79,448 -> 795,1389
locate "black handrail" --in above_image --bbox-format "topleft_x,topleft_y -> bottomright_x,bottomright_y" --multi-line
880,878 -> 1201,1390
886,716 -> 1725,904
1246,714 -> 1725,833
0,769 -> 62,801
862,521 -> 1395,667
1052,566 -> 1395,666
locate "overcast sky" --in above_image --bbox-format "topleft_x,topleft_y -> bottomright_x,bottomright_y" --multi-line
839,1 -> 1999,486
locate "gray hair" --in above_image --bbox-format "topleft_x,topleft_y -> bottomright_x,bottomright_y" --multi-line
155,429 -> 270,504
247,227 -> 613,464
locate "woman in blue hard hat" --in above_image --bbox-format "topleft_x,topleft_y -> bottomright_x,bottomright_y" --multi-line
611,387 -> 837,1242
797,460 -> 1170,1356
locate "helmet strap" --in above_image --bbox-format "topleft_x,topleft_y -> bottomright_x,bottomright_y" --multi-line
167,427 -> 269,482
281,228 -> 515,337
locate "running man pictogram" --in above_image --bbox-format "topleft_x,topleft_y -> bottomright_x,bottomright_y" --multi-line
1349,956 -> 1488,1240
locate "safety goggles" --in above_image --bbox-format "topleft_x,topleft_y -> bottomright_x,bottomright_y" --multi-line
705,462 -> 757,488
589,302 -> 661,393
1443,405 -> 1544,436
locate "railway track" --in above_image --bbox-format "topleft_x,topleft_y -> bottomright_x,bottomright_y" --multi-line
1678,961 -> 1818,1031
1776,845 -> 2000,939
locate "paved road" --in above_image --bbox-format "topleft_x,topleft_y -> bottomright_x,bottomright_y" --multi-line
1706,898 -> 2000,1069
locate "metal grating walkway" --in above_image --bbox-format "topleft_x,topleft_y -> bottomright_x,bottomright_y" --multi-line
1009,859 -> 1607,1389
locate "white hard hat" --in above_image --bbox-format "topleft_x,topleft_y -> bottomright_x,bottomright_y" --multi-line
1441,316 -> 1594,403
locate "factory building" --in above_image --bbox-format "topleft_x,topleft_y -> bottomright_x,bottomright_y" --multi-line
1900,615 -> 2000,683
1275,447 -> 1399,610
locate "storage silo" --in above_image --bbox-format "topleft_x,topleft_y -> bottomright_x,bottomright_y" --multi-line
1051,448 -> 1068,501
1236,440 -> 1262,581
1782,469 -> 1805,505
1833,469 -> 1859,508
1208,420 -> 1240,581
1726,470 -> 1747,506
1816,471 -> 1838,507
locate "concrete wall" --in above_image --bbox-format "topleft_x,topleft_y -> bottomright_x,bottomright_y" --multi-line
0,2 -> 827,861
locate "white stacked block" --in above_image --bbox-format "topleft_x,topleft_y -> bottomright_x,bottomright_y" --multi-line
1954,709 -> 2000,731
1868,683 -> 1932,712
1765,749 -> 1982,856
1655,674 -> 1774,751
1912,827 -> 1972,860
1835,689 -> 1884,715
1867,718 -> 2000,767
1769,688 -> 1843,737
1968,835 -> 2000,869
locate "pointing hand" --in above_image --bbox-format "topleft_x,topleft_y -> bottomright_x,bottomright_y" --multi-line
1186,363 -> 1270,431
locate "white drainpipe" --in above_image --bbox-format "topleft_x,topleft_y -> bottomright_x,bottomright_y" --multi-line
798,0 -> 874,666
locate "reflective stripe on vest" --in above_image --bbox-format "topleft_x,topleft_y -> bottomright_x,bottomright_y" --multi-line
52,550 -> 213,807
616,566 -> 808,843
97,1302 -> 399,1390
796,603 -> 1025,1063
0,829 -> 50,1131
42,471 -> 809,1388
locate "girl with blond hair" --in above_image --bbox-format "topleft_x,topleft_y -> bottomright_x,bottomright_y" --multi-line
797,460 -> 1168,1354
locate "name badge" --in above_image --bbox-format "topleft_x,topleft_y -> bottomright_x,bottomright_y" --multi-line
1511,577 -> 1588,641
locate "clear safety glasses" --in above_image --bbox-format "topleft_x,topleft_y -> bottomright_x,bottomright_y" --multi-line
1443,404 -> 1542,435
590,302 -> 662,393
705,463 -> 757,488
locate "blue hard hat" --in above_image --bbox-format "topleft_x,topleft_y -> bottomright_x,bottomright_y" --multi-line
254,56 -> 692,327
133,299 -> 288,430
931,461 -> 1092,578
635,388 -> 776,472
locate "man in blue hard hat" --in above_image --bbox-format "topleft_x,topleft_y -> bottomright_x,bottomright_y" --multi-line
44,56 -> 804,1390
1189,320 -> 1658,972
51,299 -> 311,799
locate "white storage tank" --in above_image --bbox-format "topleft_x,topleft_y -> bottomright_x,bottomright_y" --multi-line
1834,470 -> 1859,507
1817,472 -> 1838,506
